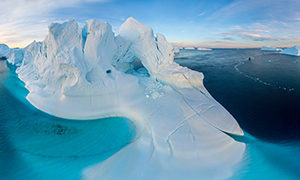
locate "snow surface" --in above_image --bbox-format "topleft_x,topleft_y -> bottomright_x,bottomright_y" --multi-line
279,46 -> 300,56
9,17 -> 245,179
0,44 -> 11,57
261,46 -> 282,51
197,47 -> 212,51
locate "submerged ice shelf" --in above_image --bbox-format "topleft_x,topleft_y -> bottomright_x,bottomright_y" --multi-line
8,17 -> 245,179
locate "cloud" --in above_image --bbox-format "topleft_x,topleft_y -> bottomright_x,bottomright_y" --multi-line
0,0 -> 111,47
222,37 -> 234,41
197,12 -> 205,16
221,25 -> 278,42
242,33 -> 261,38
209,0 -> 300,21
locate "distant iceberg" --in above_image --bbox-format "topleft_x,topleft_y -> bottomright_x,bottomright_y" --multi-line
261,46 -> 282,51
7,48 -> 25,65
8,17 -> 245,179
279,46 -> 300,56
197,47 -> 212,51
0,44 -> 11,58
184,46 -> 195,50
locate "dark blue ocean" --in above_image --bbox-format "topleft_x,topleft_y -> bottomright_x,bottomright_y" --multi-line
1,48 -> 300,179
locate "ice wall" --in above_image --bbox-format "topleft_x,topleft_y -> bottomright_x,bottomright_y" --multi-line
8,17 -> 245,179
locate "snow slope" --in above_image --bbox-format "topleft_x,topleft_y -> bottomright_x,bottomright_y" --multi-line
8,17 -> 245,179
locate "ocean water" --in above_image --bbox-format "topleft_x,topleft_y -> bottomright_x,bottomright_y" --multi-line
175,49 -> 300,179
0,48 -> 300,179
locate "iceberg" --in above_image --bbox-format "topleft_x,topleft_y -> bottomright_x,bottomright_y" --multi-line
261,46 -> 282,51
184,46 -> 195,50
0,44 -> 11,58
9,17 -> 245,179
197,47 -> 212,51
7,48 -> 25,65
173,46 -> 180,54
279,46 -> 300,56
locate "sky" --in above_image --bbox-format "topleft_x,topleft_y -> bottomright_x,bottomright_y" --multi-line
1,0 -> 300,48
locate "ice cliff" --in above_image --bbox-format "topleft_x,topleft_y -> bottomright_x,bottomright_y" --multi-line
279,46 -> 300,56
261,45 -> 282,51
8,17 -> 245,179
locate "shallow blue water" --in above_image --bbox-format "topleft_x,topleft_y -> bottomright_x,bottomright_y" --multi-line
0,61 -> 136,179
1,48 -> 300,179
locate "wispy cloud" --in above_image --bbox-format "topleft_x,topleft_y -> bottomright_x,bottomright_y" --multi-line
197,12 -> 205,16
0,0 -> 111,48
221,25 -> 277,42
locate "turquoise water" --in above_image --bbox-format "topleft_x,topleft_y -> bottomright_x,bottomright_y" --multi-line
1,48 -> 300,179
0,61 -> 136,179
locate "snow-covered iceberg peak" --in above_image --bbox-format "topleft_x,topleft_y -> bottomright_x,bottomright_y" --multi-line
115,17 -> 174,75
14,19 -> 137,97
261,45 -> 282,51
279,46 -> 300,56
9,17 -> 245,179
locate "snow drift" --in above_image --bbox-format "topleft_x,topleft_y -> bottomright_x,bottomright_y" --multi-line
8,17 -> 245,179
279,46 -> 300,56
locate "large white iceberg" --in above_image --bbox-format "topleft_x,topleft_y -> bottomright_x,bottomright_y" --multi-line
279,46 -> 300,56
0,44 -> 11,57
9,17 -> 245,179
261,46 -> 282,51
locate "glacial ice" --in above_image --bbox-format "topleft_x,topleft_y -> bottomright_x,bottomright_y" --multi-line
174,46 -> 180,54
0,44 -> 11,57
279,46 -> 300,56
8,17 -> 245,179
197,47 -> 212,51
184,47 -> 195,50
7,48 -> 25,66
261,46 -> 282,51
